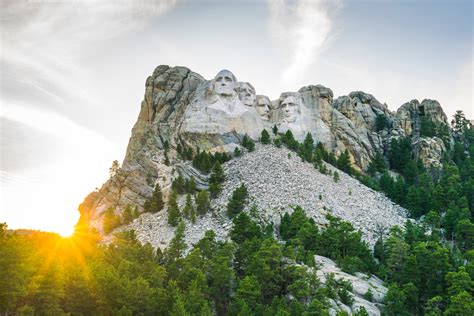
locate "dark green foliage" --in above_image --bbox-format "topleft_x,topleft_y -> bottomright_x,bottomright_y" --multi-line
300,133 -> 314,162
167,190 -> 181,227
234,146 -> 242,157
280,207 -> 375,273
192,151 -> 212,173
337,280 -> 354,306
388,137 -> 412,173
420,115 -> 451,145
196,190 -> 211,216
144,183 -> 164,213
193,150 -> 230,174
209,161 -> 225,198
242,134 -> 255,152
367,152 -> 386,175
375,114 -> 389,131
273,137 -> 282,148
227,184 -> 248,218
260,129 -> 271,144
171,175 -> 186,194
272,124 -> 278,135
333,171 -> 340,182
337,149 -> 352,174
230,213 -> 263,246
182,194 -> 195,222
281,130 -> 299,151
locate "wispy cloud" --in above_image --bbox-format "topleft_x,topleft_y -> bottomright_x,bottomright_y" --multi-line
267,0 -> 341,85
0,0 -> 178,233
1,0 -> 178,123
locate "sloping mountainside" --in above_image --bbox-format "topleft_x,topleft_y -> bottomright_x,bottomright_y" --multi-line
78,65 -> 451,236
4,65 -> 473,316
115,145 -> 406,249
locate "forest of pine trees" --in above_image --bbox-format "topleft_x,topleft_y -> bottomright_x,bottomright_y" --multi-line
3,111 -> 472,315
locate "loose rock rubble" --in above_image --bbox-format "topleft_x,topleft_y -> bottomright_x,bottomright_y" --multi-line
117,144 -> 407,250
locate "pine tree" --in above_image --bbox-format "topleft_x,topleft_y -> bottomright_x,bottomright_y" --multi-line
260,129 -> 271,144
242,134 -> 255,152
196,190 -> 211,216
183,194 -> 194,220
375,114 -> 389,131
209,161 -> 225,198
272,125 -> 278,135
336,149 -> 352,174
333,171 -> 340,183
144,183 -> 164,213
227,184 -> 248,218
301,133 -> 314,162
167,190 -> 181,227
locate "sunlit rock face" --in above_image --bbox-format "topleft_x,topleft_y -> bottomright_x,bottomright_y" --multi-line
180,70 -> 263,145
78,64 -> 454,234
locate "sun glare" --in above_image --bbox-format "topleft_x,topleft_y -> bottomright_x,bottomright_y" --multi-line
57,224 -> 76,238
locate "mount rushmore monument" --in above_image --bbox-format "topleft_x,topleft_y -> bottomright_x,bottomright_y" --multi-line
79,65 -> 451,234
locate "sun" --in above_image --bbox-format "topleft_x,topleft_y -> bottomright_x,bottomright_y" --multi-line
56,224 -> 76,238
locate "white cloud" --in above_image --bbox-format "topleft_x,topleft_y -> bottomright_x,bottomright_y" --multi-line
0,0 -> 178,234
267,0 -> 341,85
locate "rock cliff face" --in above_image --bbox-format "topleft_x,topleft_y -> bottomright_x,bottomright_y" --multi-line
78,65 -> 452,234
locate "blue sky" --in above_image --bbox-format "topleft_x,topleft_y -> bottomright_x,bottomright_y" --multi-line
0,0 -> 472,234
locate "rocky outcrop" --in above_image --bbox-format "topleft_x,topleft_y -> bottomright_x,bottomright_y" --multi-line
394,99 -> 449,138
78,65 -> 452,233
413,137 -> 446,168
314,255 -> 387,316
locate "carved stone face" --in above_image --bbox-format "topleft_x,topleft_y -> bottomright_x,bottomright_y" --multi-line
281,95 -> 301,123
256,95 -> 271,121
213,70 -> 238,97
237,82 -> 256,107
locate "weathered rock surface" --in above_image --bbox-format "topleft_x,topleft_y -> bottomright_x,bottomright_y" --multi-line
112,145 -> 407,250
78,64 -> 452,235
315,255 -> 387,316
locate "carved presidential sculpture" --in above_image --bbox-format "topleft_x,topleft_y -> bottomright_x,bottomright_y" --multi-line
237,82 -> 257,107
255,95 -> 271,121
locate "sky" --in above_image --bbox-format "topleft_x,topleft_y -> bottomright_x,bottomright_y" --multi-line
1,0 -> 472,236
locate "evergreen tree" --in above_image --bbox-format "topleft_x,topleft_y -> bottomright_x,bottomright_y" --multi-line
234,147 -> 242,157
272,125 -> 278,135
227,184 -> 249,218
209,161 -> 225,198
260,129 -> 271,144
242,134 -> 255,152
375,114 -> 389,131
282,130 -> 299,151
166,221 -> 187,262
167,190 -> 181,227
367,152 -> 386,175
337,149 -> 352,174
230,213 -> 262,244
301,133 -> 314,162
333,171 -> 340,182
144,183 -> 164,213
196,191 -> 211,216
183,194 -> 194,220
